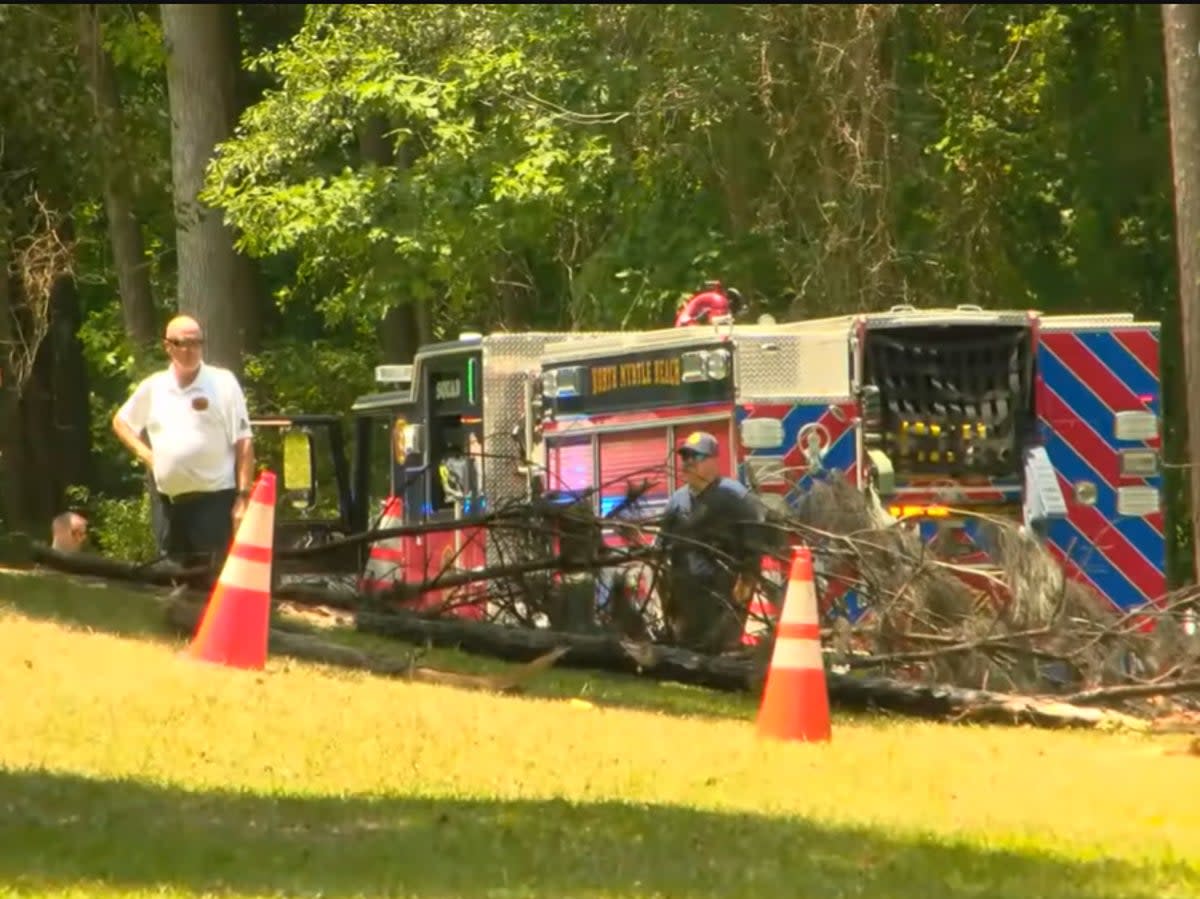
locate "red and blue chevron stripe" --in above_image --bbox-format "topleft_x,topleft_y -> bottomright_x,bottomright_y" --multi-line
735,400 -> 863,618
1036,327 -> 1165,611
735,400 -> 859,505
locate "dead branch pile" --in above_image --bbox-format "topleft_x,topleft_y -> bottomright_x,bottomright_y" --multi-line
24,465 -> 1200,726
781,474 -> 1200,713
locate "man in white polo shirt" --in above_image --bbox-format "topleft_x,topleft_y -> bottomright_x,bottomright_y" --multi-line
112,315 -> 255,567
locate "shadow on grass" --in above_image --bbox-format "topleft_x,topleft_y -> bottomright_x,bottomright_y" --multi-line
0,570 -> 175,643
0,768 -> 1191,899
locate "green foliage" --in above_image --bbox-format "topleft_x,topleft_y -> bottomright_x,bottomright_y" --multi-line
203,4 -> 771,333
64,485 -> 158,563
1,2 -> 1192,571
242,335 -> 376,415
903,4 -> 1173,311
100,8 -> 166,76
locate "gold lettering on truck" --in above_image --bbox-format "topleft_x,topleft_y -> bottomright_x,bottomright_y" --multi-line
589,357 -> 684,395
591,366 -> 618,394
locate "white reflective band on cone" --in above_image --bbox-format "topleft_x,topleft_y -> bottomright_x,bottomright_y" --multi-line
779,586 -> 819,626
220,555 -> 272,590
769,636 -> 824,671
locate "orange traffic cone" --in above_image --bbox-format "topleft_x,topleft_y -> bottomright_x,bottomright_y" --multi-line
186,471 -> 277,670
756,545 -> 832,742
359,495 -> 406,595
741,553 -> 783,647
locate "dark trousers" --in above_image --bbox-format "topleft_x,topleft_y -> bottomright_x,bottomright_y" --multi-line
664,566 -> 742,654
158,489 -> 237,568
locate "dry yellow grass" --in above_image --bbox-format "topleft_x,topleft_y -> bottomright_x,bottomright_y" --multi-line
1,570 -> 1199,898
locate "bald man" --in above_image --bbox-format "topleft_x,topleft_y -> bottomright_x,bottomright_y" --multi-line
112,316 -> 255,567
51,511 -> 88,553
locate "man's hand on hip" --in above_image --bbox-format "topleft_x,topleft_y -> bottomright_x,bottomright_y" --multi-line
232,494 -> 248,530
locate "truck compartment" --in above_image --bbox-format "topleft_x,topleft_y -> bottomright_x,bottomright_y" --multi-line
861,323 -> 1034,479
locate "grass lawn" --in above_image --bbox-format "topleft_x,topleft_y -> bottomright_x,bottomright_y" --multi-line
1,568 -> 1199,899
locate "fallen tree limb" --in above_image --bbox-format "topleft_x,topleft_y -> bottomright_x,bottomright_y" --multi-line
28,543 -> 365,610
164,597 -> 570,693
355,609 -> 1154,730
1059,679 -> 1200,705
355,609 -> 764,691
31,542 -> 212,585
824,675 -> 1150,731
23,537 -> 1195,731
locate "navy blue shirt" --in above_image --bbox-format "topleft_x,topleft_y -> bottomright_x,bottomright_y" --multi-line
657,476 -> 765,579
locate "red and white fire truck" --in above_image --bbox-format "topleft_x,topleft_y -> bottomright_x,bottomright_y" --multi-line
307,290 -> 1164,637
533,304 -> 1166,625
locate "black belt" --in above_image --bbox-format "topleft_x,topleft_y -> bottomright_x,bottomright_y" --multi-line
162,489 -> 234,504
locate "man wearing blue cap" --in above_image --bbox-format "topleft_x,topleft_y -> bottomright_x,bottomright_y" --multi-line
656,431 -> 766,653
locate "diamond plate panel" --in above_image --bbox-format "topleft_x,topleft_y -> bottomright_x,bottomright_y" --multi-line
480,331 -> 607,567
1037,313 -> 1140,330
734,330 -> 852,399
861,308 -> 1032,330
734,337 -> 804,398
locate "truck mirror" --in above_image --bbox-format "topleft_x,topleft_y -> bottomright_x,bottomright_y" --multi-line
408,423 -> 425,457
282,427 -> 317,511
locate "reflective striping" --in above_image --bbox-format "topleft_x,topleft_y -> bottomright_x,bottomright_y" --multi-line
769,636 -> 824,670
220,554 -> 272,591
361,498 -> 407,594
778,583 -> 819,626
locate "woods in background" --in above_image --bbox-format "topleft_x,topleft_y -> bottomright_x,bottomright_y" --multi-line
0,4 -> 1190,580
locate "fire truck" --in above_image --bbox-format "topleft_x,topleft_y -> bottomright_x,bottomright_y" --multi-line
534,304 -> 1166,623
262,299 -> 1164,635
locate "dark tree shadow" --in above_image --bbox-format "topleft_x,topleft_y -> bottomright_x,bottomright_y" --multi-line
0,570 -> 174,641
0,768 -> 1190,899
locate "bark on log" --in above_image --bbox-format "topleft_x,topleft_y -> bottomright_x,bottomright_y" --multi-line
31,542 -> 214,586
825,675 -> 1149,731
355,610 -> 765,691
28,543 -> 360,609
355,610 -> 1151,730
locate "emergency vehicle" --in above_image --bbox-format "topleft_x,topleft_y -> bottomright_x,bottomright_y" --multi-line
535,304 -> 1166,623
264,295 -> 1164,634
341,329 -> 611,617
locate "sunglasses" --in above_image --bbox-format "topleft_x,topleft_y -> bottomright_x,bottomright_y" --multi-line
166,337 -> 204,349
679,451 -> 710,463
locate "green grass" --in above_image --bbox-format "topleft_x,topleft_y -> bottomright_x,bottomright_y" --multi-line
2,568 -> 1200,898
0,569 -> 757,721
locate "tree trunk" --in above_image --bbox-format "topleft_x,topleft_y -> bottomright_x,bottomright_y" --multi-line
160,3 -> 256,372
44,250 -> 92,500
379,305 -> 422,363
77,4 -> 158,353
1162,3 -> 1200,580
0,251 -> 28,534
358,114 -> 423,363
17,232 -> 91,531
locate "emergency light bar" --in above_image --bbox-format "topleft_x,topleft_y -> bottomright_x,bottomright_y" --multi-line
888,504 -> 951,519
542,366 -> 586,399
681,349 -> 730,383
375,364 -> 413,386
